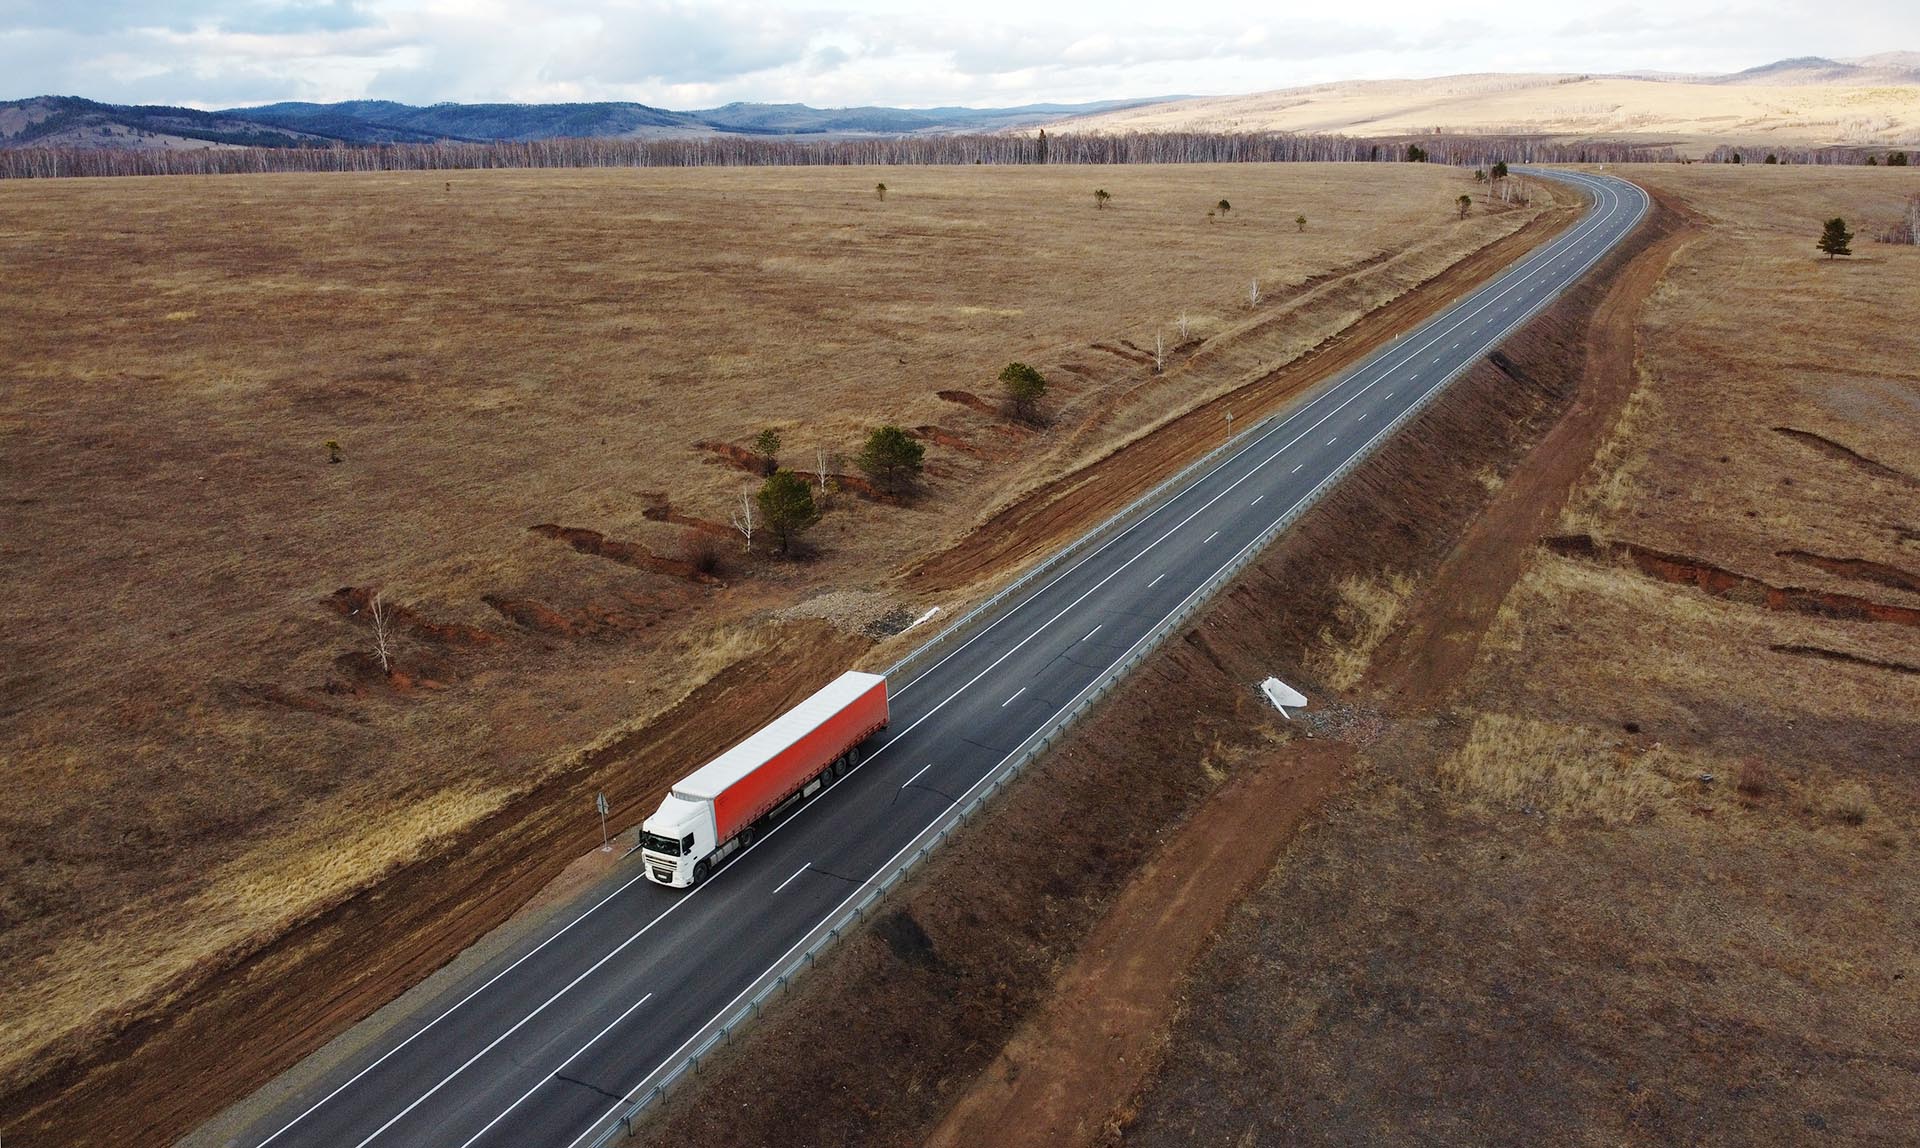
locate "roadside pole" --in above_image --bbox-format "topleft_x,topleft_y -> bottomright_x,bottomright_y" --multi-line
596,792 -> 611,852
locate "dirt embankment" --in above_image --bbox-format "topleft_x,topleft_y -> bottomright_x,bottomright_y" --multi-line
911,203 -> 1577,594
640,188 -> 1678,1148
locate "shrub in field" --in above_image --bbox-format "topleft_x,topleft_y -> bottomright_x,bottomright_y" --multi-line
752,427 -> 781,474
998,361 -> 1048,423
756,469 -> 819,555
856,425 -> 924,495
1818,217 -> 1854,260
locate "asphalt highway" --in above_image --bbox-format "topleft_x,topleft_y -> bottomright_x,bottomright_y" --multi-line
241,168 -> 1647,1148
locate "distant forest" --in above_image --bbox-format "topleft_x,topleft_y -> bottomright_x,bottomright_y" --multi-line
3,129 -> 1896,180
0,131 -> 1707,179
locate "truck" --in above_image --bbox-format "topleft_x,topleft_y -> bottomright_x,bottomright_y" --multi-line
639,670 -> 889,887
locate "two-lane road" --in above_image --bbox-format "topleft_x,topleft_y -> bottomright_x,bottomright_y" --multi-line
242,168 -> 1647,1148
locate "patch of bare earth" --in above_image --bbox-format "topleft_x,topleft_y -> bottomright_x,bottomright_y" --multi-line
1120,167 -> 1920,1147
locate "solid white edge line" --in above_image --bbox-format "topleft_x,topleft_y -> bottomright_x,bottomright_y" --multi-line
450,992 -> 654,1148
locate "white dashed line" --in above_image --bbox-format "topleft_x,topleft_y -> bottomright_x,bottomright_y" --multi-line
771,865 -> 809,895
1002,687 -> 1025,707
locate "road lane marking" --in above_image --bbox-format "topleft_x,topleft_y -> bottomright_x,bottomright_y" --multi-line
1250,495 -> 1264,506
1082,624 -> 1102,642
1002,687 -> 1025,706
1291,464 -> 1303,473
771,864 -> 810,895
1149,572 -> 1166,587
1205,530 -> 1220,543
451,993 -> 655,1148
1327,437 -> 1338,445
901,764 -> 931,789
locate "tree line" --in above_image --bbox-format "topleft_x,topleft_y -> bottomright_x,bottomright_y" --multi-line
0,129 -> 1684,180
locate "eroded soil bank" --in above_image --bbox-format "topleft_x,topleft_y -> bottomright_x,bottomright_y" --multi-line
640,185 -> 1683,1148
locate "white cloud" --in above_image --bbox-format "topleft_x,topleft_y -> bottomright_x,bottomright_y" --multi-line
1,0 -> 1916,109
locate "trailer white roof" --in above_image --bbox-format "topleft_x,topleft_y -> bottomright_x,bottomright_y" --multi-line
672,671 -> 884,802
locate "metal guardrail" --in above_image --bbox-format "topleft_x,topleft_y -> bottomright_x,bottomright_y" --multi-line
583,172 -> 1638,1147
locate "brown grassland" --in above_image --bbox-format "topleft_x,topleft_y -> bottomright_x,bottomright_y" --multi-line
1118,166 -> 1920,1145
0,162 -> 1551,1136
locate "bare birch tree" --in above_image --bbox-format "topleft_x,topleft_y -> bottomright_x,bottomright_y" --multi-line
1154,332 -> 1165,374
730,491 -> 755,551
370,592 -> 396,675
814,443 -> 832,488
1248,278 -> 1261,308
1177,311 -> 1190,342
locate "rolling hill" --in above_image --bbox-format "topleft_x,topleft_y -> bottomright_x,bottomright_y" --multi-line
1048,56 -> 1920,152
0,95 -> 1170,151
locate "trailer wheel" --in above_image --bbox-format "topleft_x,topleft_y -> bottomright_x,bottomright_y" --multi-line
692,858 -> 710,885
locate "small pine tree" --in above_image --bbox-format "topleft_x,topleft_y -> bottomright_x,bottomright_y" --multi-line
1730,152 -> 1743,164
325,439 -> 344,464
1867,155 -> 1879,166
1295,213 -> 1307,232
1216,198 -> 1231,215
1890,152 -> 1910,167
1094,188 -> 1112,209
1036,129 -> 1048,165
1765,154 -> 1779,164
756,469 -> 819,555
1457,194 -> 1472,219
1817,217 -> 1854,260
1491,160 -> 1508,181
752,428 -> 781,473
875,182 -> 887,200
999,361 -> 1048,423
856,425 -> 925,495
1406,144 -> 1428,163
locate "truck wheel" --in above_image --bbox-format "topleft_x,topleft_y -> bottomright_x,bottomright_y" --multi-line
692,858 -> 710,885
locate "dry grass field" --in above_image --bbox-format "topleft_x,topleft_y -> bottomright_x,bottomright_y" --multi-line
1054,72 -> 1920,153
1120,166 -> 1920,1145
0,162 -> 1548,1114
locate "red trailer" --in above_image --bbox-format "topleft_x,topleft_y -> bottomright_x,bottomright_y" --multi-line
640,671 -> 888,886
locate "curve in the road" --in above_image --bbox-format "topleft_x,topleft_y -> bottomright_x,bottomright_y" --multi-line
240,168 -> 1648,1148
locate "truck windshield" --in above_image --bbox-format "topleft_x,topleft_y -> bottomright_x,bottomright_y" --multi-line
641,832 -> 682,856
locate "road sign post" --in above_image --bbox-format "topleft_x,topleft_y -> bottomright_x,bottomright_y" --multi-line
595,791 -> 611,852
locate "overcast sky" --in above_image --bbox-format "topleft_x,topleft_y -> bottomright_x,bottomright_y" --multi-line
3,0 -> 1915,110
